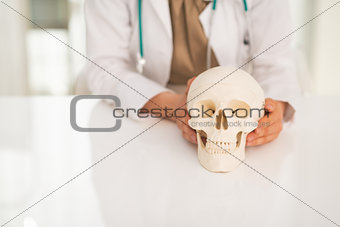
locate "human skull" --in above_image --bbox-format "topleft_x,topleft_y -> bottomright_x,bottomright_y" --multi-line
187,66 -> 265,172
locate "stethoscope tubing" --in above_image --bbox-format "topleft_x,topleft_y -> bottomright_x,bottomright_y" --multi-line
137,0 -> 250,73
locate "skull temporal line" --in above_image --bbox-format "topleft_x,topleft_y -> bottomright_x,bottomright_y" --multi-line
187,66 -> 265,173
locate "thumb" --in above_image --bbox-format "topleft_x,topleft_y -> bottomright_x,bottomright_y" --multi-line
264,98 -> 276,112
185,76 -> 196,95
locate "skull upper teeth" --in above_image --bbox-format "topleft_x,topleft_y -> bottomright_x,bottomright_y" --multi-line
205,140 -> 237,154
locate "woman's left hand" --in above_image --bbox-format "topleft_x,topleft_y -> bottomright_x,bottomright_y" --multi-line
246,98 -> 287,146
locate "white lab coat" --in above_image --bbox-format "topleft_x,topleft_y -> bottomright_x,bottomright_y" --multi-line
83,0 -> 300,120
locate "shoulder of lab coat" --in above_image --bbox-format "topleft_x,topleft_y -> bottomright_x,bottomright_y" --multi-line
83,0 -> 171,119
249,0 -> 301,122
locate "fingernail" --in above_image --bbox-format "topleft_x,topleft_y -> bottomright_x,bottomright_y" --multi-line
267,104 -> 273,111
247,135 -> 254,141
191,135 -> 197,143
255,128 -> 261,134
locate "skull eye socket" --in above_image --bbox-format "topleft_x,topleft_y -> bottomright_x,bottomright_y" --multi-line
228,100 -> 251,118
192,99 -> 216,118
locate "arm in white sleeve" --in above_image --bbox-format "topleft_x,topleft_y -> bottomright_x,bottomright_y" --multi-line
83,0 -> 169,118
250,0 -> 301,121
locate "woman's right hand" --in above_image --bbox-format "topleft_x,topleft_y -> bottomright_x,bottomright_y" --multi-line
142,77 -> 197,144
174,77 -> 197,144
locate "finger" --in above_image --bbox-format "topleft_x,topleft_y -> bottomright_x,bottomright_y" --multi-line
182,130 -> 197,144
246,132 -> 279,146
252,119 -> 281,140
177,118 -> 197,143
183,124 -> 196,137
177,115 -> 191,128
247,125 -> 273,142
264,98 -> 276,113
186,126 -> 197,143
255,121 -> 282,138
246,131 -> 257,142
177,120 -> 195,143
187,76 -> 196,87
257,116 -> 273,130
257,110 -> 281,128
252,112 -> 278,140
182,131 -> 193,143
176,113 -> 189,125
176,118 -> 184,129
185,76 -> 196,95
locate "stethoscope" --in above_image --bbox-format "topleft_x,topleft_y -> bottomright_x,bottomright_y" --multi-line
136,0 -> 252,74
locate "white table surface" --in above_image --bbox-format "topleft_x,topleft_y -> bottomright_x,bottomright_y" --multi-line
0,96 -> 340,227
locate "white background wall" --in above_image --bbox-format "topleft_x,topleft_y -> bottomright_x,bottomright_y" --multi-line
311,0 -> 340,95
290,0 -> 340,95
0,0 -> 29,95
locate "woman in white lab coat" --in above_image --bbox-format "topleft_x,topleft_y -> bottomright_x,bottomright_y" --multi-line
83,0 -> 300,146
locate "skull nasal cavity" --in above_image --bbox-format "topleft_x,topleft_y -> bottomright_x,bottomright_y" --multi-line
215,110 -> 228,130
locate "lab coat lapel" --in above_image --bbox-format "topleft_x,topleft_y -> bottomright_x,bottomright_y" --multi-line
149,0 -> 172,38
199,2 -> 240,67
140,0 -> 173,85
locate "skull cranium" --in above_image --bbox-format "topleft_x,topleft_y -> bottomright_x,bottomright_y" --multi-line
187,66 -> 265,172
